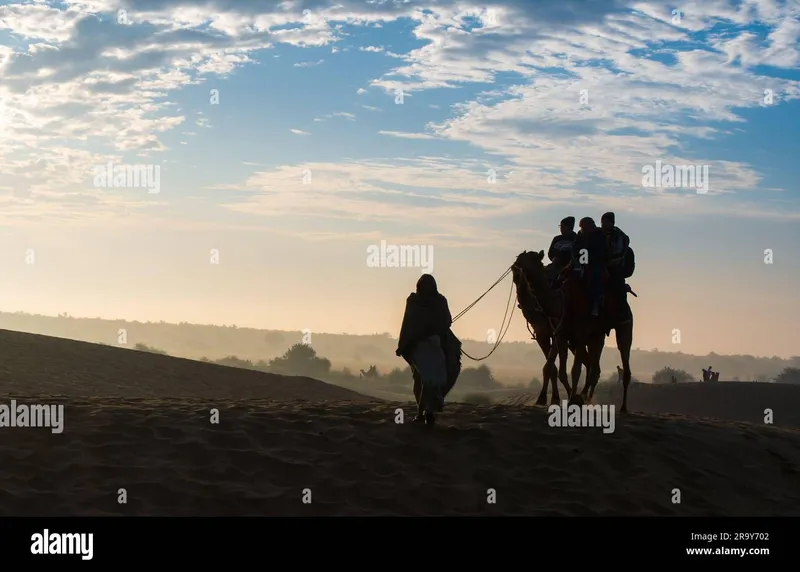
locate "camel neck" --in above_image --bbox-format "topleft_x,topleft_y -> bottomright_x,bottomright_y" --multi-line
527,269 -> 558,316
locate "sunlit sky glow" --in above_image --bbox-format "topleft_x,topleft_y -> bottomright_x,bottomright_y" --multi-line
1,0 -> 798,357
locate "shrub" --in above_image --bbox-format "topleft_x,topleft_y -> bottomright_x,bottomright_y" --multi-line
652,366 -> 694,384
133,343 -> 168,355
775,367 -> 800,385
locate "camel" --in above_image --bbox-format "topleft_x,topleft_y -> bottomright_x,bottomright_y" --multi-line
511,258 -> 589,405
359,365 -> 378,380
512,251 -> 602,406
513,250 -> 634,413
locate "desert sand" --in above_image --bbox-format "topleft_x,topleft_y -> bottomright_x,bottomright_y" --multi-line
1,328 -> 799,516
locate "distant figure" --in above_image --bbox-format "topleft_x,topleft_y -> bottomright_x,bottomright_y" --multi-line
712,371 -> 720,382
702,366 -> 713,382
396,274 -> 454,426
671,375 -> 677,384
617,365 -> 624,383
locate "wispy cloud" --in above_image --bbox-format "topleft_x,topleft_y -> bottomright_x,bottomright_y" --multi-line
294,59 -> 324,68
378,130 -> 438,140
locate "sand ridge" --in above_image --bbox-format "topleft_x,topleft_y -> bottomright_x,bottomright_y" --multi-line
502,381 -> 800,428
1,329 -> 799,516
0,329 -> 367,401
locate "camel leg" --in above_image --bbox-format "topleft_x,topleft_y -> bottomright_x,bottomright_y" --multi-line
569,341 -> 586,405
535,334 -> 552,406
617,320 -> 633,413
548,360 -> 561,404
588,333 -> 606,401
582,334 -> 605,402
556,335 -> 571,405
570,349 -> 583,398
550,339 -> 568,405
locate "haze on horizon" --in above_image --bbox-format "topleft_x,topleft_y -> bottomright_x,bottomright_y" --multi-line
1,0 -> 798,359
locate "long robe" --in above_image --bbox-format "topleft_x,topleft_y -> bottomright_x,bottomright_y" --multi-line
397,292 -> 461,411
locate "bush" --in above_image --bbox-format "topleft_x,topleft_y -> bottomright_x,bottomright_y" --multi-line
268,343 -> 332,378
384,367 -> 411,386
459,365 -> 500,389
133,343 -> 168,355
775,367 -> 800,385
215,355 -> 255,369
652,366 -> 694,384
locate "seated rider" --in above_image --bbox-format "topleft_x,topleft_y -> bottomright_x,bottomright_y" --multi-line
600,212 -> 631,322
547,216 -> 577,286
571,217 -> 607,317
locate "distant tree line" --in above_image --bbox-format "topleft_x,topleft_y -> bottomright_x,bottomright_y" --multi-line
126,341 -> 800,388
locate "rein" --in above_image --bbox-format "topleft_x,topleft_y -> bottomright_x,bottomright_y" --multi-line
450,266 -> 516,361
512,261 -> 566,338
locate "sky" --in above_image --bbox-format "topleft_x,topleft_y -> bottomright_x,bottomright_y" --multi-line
0,0 -> 798,358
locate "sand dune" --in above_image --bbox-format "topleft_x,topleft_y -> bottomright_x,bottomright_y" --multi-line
502,381 -> 800,428
1,329 -> 799,516
0,329 -> 366,401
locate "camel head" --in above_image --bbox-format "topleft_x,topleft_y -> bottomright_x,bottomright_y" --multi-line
513,250 -> 546,279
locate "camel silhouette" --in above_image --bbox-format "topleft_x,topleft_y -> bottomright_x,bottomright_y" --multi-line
359,365 -> 378,380
513,250 -> 634,413
511,259 -> 587,405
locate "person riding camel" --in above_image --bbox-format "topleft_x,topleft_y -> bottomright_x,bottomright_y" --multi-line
547,216 -> 577,287
571,216 -> 607,318
601,212 -> 632,322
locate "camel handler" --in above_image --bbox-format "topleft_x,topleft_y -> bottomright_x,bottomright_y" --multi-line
396,274 -> 461,426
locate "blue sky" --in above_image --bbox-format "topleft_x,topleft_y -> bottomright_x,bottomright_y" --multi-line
0,0 -> 798,358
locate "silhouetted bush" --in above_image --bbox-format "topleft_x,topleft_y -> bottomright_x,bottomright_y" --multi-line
215,355 -> 256,369
384,367 -> 412,385
133,343 -> 168,355
775,367 -> 800,385
459,365 -> 500,389
268,343 -> 332,378
653,366 -> 694,384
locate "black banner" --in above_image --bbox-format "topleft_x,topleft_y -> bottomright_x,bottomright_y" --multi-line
0,517 -> 789,564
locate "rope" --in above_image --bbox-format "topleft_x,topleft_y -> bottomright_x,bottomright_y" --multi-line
460,275 -> 517,361
513,262 -> 564,336
451,266 -> 513,323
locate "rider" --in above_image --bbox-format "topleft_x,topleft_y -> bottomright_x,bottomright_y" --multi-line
547,216 -> 577,286
572,217 -> 607,317
600,212 -> 631,322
